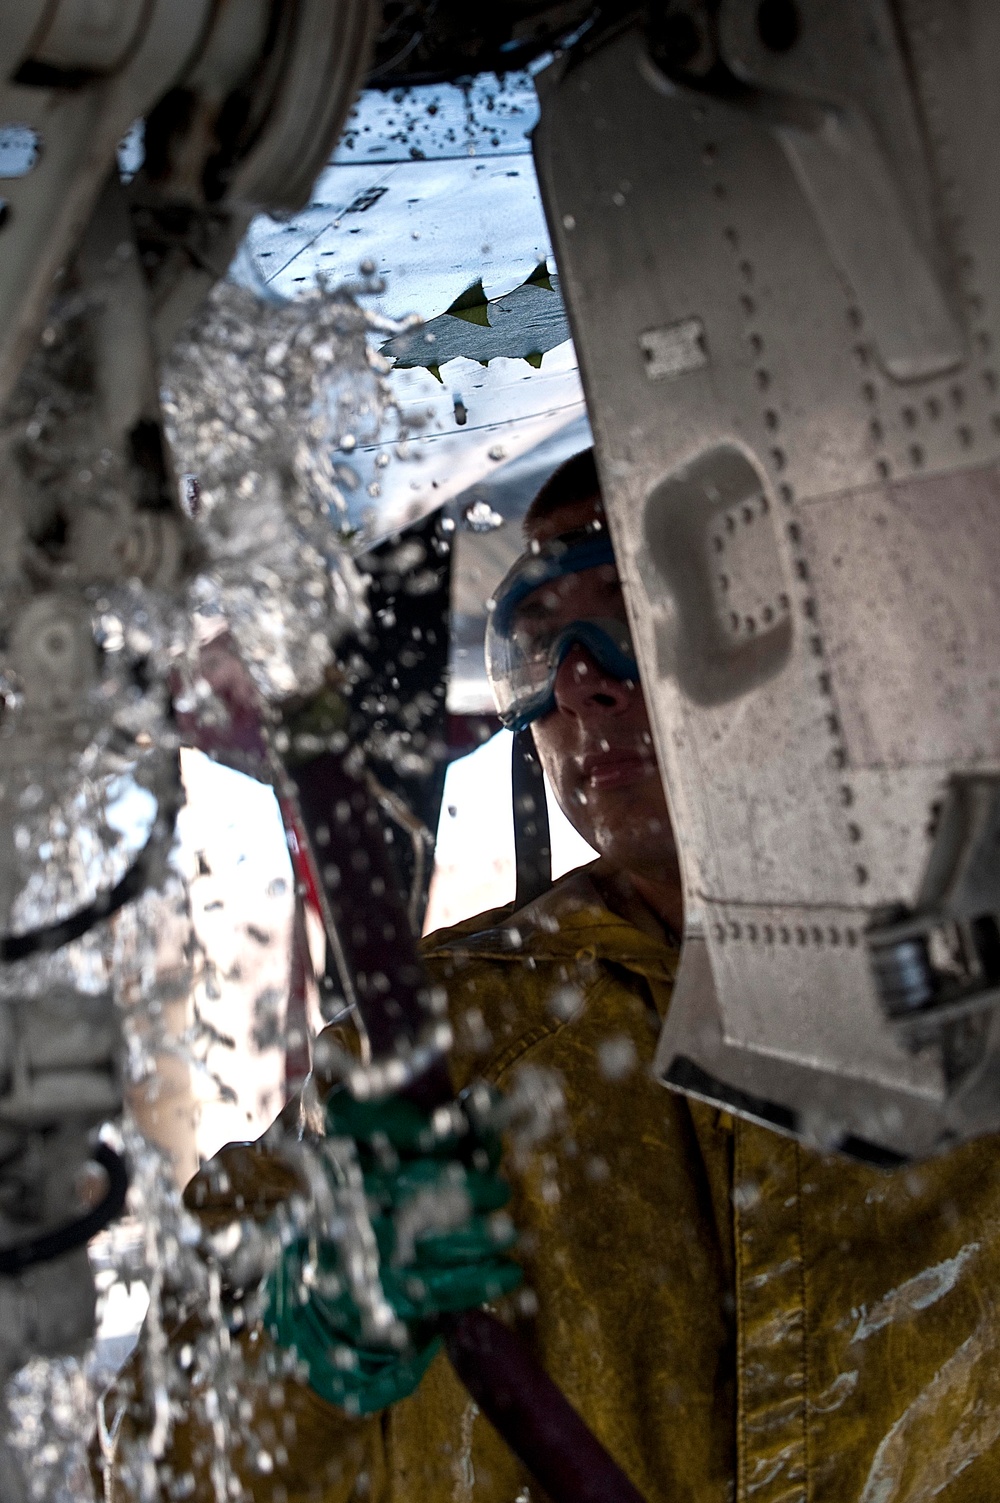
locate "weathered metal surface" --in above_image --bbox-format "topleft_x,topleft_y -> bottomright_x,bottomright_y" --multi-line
534,2 -> 1000,1157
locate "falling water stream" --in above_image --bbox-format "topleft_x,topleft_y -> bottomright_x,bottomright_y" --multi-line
0,260 -> 564,1500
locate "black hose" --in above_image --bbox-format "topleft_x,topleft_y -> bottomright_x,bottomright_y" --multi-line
0,776 -> 180,964
0,1142 -> 129,1276
443,1308 -> 648,1503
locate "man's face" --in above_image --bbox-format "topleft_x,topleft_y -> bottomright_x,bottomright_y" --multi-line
523,498 -> 674,878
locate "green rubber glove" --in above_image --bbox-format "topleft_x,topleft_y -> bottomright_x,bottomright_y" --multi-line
265,1087 -> 522,1415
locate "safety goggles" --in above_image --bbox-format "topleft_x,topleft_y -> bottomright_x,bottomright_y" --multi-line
485,526 -> 639,731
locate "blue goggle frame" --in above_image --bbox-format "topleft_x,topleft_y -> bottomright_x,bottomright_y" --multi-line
487,528 -> 639,731
492,532 -> 621,634
503,619 -> 639,730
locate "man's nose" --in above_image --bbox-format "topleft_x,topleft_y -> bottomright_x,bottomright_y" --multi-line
552,643 -> 633,717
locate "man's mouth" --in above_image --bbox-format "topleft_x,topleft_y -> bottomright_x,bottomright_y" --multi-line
580,750 -> 657,791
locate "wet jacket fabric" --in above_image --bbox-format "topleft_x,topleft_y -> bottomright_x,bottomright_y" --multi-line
105,863 -> 1000,1502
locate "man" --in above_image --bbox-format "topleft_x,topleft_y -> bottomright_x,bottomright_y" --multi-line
106,450 -> 1000,1502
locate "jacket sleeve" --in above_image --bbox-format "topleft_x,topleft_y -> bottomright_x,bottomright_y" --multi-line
95,1136 -> 388,1502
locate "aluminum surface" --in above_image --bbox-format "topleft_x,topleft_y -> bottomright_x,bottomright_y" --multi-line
534,2 -> 1000,1156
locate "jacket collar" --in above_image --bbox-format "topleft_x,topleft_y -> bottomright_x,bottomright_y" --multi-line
423,860 -> 680,986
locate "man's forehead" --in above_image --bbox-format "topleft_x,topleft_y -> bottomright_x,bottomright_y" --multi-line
524,492 -> 604,544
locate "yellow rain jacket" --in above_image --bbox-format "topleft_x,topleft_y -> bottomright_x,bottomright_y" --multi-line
104,862 -> 1000,1502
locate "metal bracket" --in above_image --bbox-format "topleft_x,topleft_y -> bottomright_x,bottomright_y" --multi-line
718,0 -> 965,382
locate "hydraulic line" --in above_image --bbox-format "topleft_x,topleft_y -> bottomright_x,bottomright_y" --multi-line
0,1142 -> 129,1277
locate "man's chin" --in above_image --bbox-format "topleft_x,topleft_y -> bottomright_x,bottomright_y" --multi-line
584,790 -> 673,860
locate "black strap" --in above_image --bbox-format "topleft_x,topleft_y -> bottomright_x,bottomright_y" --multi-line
512,728 -> 552,910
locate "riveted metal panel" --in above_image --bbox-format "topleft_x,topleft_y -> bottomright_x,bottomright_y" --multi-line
534,4 -> 1000,1154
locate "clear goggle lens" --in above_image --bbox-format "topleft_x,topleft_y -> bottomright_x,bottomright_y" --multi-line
485,530 -> 638,730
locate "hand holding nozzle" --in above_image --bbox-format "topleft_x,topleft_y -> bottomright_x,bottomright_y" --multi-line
266,1086 -> 521,1415
187,645 -> 649,1503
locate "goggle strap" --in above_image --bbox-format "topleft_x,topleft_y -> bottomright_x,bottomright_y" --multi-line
512,728 -> 552,908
